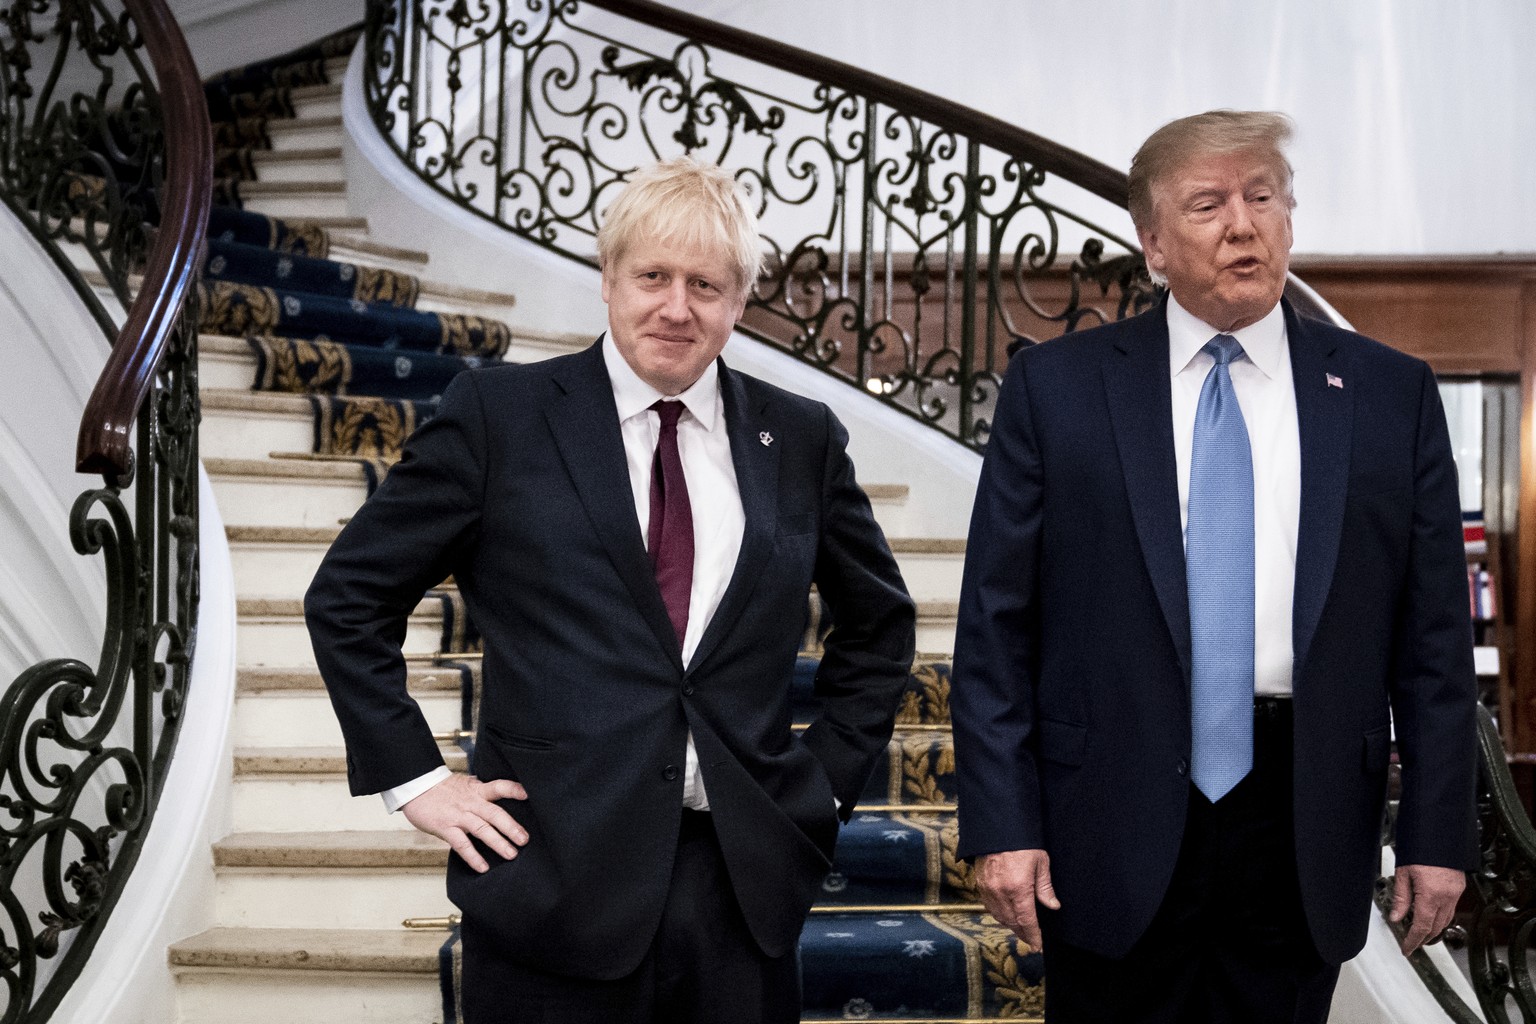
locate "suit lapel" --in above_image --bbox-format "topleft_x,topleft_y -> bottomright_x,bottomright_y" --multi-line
688,360 -> 779,673
546,341 -> 684,671
1101,305 -> 1192,681
1286,302 -> 1353,684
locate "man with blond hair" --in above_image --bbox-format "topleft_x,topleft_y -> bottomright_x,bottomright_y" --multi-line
306,157 -> 915,1023
951,110 -> 1476,1022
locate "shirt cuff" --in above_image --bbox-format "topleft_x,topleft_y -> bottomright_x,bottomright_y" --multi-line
381,765 -> 453,813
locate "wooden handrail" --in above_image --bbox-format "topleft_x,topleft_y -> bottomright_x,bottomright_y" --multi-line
75,0 -> 212,479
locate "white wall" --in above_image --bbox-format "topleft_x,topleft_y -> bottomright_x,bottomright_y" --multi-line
0,213 -> 113,686
664,0 -> 1536,256
0,206 -> 236,1024
170,0 -> 362,76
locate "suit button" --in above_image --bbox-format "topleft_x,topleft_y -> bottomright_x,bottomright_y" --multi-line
662,765 -> 680,781
1176,758 -> 1189,777
682,684 -> 696,696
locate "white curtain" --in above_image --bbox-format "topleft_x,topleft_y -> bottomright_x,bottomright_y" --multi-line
666,0 -> 1535,255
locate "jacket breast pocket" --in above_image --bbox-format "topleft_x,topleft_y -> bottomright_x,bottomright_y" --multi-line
1038,718 -> 1087,767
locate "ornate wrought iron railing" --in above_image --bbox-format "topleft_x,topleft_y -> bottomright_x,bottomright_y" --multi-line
362,0 -> 1329,449
1460,704 -> 1536,1022
362,0 -> 1161,447
1371,703 -> 1536,1024
0,0 -> 209,1018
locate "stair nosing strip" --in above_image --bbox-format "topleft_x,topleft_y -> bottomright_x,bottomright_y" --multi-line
204,455 -> 365,482
226,524 -> 340,544
200,388 -> 313,414
249,146 -> 344,163
237,665 -> 462,693
239,179 -> 347,195
265,114 -> 343,132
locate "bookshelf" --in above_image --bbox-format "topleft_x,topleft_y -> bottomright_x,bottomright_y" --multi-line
1440,378 -> 1520,727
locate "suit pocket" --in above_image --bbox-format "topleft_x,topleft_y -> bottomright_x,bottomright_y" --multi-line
483,723 -> 557,751
1038,718 -> 1087,767
777,512 -> 816,537
1362,725 -> 1391,774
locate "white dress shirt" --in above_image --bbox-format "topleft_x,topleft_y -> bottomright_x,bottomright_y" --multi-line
1167,295 -> 1301,696
381,334 -> 744,812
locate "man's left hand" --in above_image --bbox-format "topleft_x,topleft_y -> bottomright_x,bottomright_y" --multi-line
1389,863 -> 1465,955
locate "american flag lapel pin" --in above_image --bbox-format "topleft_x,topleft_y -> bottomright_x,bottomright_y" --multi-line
1326,373 -> 1344,389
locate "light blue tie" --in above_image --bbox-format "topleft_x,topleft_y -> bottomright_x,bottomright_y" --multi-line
1187,334 -> 1255,802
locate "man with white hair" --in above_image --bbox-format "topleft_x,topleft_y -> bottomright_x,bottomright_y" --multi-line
307,157 -> 915,1023
951,110 -> 1476,1022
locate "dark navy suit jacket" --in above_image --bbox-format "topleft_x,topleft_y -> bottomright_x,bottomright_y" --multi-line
951,297 -> 1477,964
305,340 -> 915,978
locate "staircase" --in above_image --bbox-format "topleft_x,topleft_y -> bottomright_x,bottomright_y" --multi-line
152,28 -> 1038,1023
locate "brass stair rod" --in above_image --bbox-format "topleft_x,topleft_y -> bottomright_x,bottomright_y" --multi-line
402,914 -> 460,930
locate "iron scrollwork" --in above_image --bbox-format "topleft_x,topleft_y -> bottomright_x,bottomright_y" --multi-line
1373,704 -> 1536,1024
0,0 -> 200,1019
362,0 -> 1154,449
1459,704 -> 1536,1023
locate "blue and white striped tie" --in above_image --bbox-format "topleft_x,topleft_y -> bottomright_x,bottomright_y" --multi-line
1186,334 -> 1255,801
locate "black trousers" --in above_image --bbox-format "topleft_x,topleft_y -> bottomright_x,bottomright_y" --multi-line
1042,698 -> 1342,1024
460,809 -> 800,1024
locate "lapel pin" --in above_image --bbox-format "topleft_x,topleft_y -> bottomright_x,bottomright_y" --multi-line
759,431 -> 774,447
1326,373 -> 1344,389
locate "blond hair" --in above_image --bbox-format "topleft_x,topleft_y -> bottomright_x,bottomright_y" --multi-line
1128,110 -> 1297,230
596,157 -> 763,294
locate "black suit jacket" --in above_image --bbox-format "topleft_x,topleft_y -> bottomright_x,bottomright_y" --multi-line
951,298 -> 1477,964
305,340 -> 916,978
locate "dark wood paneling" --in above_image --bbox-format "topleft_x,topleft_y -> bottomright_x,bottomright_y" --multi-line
1291,256 -> 1536,376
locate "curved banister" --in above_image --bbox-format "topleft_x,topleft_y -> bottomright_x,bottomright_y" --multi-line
75,0 -> 212,480
0,0 -> 206,1017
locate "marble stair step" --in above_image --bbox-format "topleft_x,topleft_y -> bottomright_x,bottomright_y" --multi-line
234,664 -> 467,748
169,927 -> 442,1024
324,234 -> 431,274
206,454 -> 370,529
234,596 -> 452,671
249,146 -> 343,184
230,746 -> 467,833
264,113 -> 343,152
213,830 -> 454,929
240,178 -> 350,219
201,388 -> 318,461
288,82 -> 342,119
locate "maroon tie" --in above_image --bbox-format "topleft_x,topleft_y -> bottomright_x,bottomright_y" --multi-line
648,400 -> 694,651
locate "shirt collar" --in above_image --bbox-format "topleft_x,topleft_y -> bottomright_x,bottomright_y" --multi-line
1166,293 -> 1287,381
601,332 -> 721,431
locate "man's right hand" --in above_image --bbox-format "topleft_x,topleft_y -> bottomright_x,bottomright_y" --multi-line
402,773 -> 530,873
974,848 -> 1061,951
